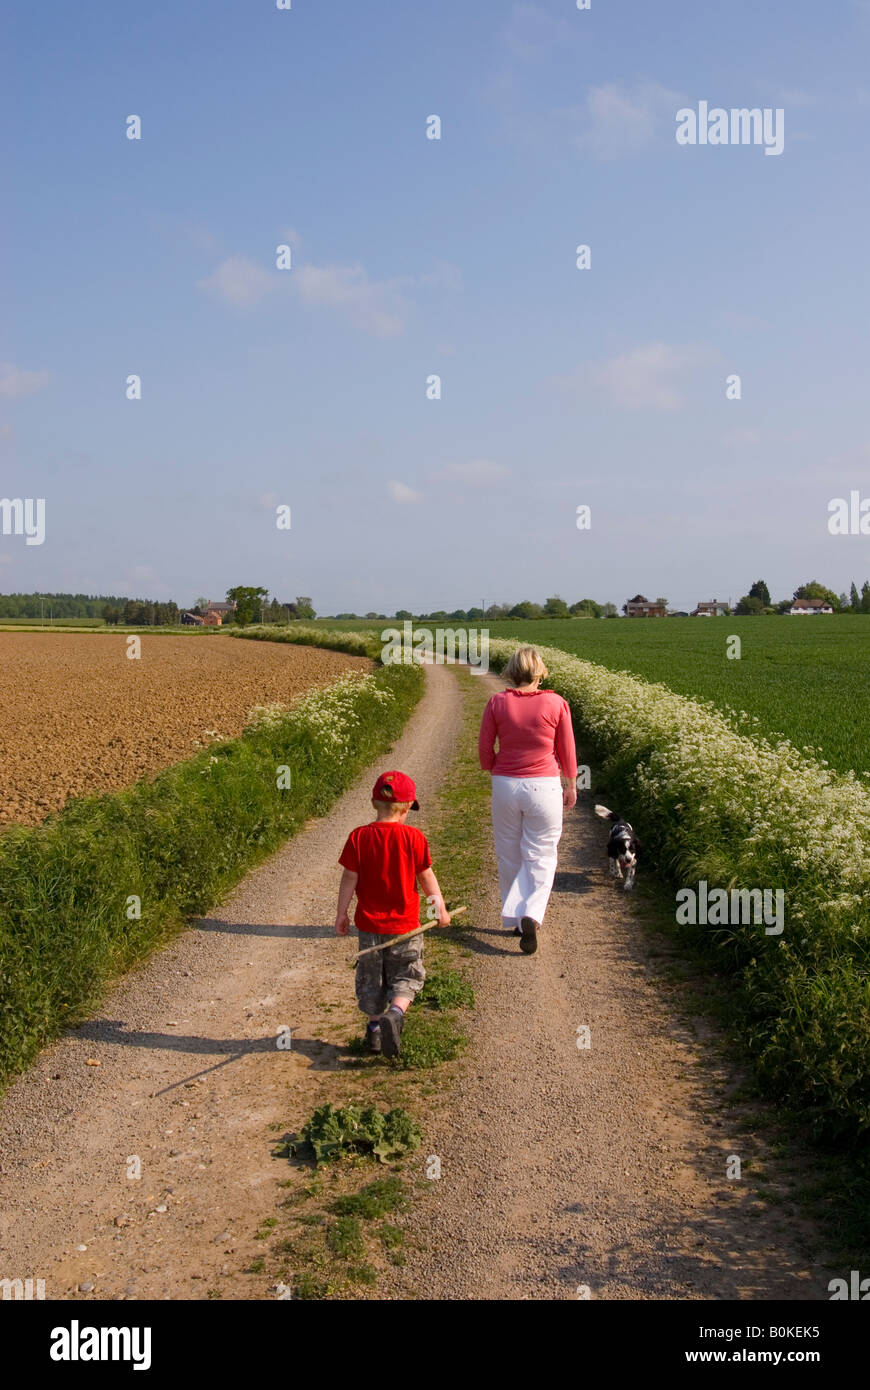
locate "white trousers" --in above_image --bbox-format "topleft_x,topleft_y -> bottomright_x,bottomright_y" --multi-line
491,775 -> 563,930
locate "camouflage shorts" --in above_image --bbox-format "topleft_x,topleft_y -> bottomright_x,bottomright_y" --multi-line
355,931 -> 426,1017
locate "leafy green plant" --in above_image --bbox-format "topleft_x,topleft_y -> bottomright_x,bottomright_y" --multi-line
293,1104 -> 421,1164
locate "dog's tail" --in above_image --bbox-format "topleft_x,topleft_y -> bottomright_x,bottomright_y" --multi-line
594,804 -> 619,822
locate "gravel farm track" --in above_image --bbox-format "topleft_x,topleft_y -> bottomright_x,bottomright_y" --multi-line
0,661 -> 836,1301
0,632 -> 371,826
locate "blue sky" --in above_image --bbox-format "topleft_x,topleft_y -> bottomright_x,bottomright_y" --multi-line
3,0 -> 870,613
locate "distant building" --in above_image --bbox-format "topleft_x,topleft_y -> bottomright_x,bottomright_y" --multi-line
692,599 -> 730,616
202,610 -> 223,626
207,601 -> 236,617
624,594 -> 666,618
789,598 -> 834,615
181,612 -> 204,626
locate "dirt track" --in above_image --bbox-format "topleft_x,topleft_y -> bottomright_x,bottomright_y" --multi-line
0,632 -> 370,826
0,663 -> 833,1299
397,673 -> 828,1298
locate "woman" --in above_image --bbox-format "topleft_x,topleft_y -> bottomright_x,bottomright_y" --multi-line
478,645 -> 577,955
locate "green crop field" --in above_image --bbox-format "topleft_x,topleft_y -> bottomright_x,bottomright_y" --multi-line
314,615 -> 870,776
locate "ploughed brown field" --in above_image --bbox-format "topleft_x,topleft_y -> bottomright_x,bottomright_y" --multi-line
0,633 -> 372,827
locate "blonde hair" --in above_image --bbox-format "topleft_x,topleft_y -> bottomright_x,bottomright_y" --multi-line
373,798 -> 411,815
504,645 -> 548,687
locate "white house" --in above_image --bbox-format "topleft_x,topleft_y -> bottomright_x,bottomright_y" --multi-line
788,598 -> 834,615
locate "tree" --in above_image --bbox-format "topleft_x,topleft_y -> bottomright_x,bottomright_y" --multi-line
195,596 -> 210,613
602,602 -> 618,618
735,594 -> 764,615
570,598 -> 602,618
862,582 -> 870,614
748,579 -> 770,606
227,586 -> 268,626
448,609 -> 468,621
509,601 -> 543,619
655,596 -> 668,611
793,580 -> 840,610
485,604 -> 510,620
295,596 -> 316,619
466,607 -> 484,620
850,582 -> 861,612
395,609 -> 414,621
544,595 -> 570,618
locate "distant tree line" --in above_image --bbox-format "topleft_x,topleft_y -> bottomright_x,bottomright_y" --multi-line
734,579 -> 870,615
0,592 -> 130,619
0,590 -> 318,626
328,579 -> 870,622
330,597 -> 619,622
103,600 -> 180,625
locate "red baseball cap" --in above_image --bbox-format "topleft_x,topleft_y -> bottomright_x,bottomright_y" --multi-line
372,770 -> 419,809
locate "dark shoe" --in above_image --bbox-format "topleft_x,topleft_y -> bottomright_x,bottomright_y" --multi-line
512,926 -> 522,936
519,917 -> 539,954
380,1008 -> 404,1057
364,1022 -> 382,1055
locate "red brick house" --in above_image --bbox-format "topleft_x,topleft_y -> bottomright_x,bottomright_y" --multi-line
624,594 -> 666,618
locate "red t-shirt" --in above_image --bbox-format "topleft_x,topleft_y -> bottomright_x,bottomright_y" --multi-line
338,821 -> 432,935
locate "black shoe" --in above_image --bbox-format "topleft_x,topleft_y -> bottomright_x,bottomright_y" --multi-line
512,926 -> 522,936
364,1023 -> 382,1055
519,917 -> 539,954
380,1008 -> 404,1057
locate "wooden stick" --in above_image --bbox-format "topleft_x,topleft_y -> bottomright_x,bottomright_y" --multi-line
354,906 -> 467,958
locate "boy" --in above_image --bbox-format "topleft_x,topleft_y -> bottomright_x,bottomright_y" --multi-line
335,771 -> 450,1057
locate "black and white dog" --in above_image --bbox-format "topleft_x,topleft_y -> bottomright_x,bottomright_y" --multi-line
595,805 -> 640,891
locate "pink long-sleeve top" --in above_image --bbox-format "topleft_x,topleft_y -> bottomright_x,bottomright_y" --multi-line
478,689 -> 578,780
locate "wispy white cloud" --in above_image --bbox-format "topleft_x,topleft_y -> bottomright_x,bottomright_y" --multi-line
199,249 -> 458,337
0,362 -> 51,398
294,263 -> 408,338
557,341 -> 710,412
567,82 -> 685,160
387,480 -> 423,503
198,256 -> 278,308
